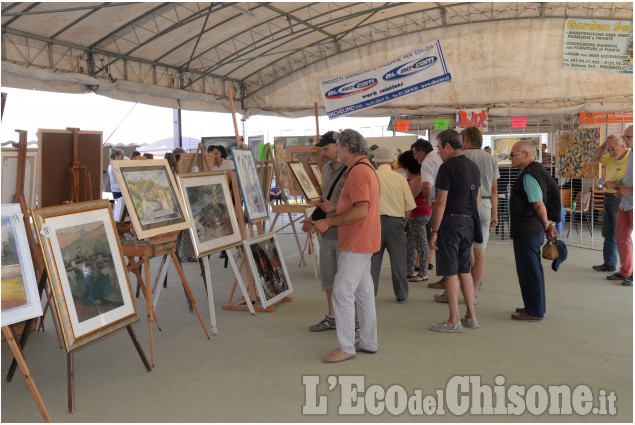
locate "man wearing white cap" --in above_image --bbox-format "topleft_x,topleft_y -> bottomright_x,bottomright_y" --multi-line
371,147 -> 416,303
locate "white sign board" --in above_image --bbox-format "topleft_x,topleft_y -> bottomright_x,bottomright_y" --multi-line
563,19 -> 633,73
319,40 -> 451,118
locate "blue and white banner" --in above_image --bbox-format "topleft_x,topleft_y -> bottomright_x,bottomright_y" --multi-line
319,40 -> 451,118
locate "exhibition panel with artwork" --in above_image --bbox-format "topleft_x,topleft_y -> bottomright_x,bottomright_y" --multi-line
243,233 -> 293,309
1,204 -> 42,327
32,200 -> 139,352
112,159 -> 190,240
232,148 -> 269,222
177,173 -> 242,257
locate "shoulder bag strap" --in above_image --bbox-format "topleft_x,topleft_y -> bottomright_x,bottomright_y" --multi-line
324,165 -> 347,201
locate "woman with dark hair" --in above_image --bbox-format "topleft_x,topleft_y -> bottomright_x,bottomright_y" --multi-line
398,150 -> 432,282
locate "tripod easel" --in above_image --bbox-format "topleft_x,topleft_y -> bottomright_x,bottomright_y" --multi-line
221,90 -> 292,313
66,127 -> 93,203
118,223 -> 210,367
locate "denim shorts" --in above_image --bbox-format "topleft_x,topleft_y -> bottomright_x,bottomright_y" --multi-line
436,216 -> 474,276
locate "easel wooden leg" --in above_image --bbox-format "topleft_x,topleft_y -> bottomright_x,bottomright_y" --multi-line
151,255 -> 170,309
1,327 -> 51,422
143,254 -> 156,367
287,213 -> 305,265
67,351 -> 74,413
6,319 -> 34,382
170,253 -> 210,339
226,249 -> 255,315
202,256 -> 218,334
38,284 -> 63,349
126,326 -> 152,372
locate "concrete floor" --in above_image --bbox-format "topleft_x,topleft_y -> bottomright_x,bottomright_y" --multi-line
1,233 -> 632,422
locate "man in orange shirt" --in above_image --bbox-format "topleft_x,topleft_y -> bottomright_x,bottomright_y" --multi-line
314,129 -> 381,363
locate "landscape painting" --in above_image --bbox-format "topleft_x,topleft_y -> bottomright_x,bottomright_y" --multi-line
244,234 -> 293,309
177,173 -> 242,257
56,221 -> 125,322
112,159 -> 190,239
491,135 -> 541,165
32,200 -> 138,352
1,205 -> 42,327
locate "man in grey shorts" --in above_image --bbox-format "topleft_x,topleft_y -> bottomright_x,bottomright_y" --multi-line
302,131 -> 355,334
461,127 -> 499,301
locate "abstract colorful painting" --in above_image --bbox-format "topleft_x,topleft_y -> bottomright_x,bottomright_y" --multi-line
556,128 -> 601,178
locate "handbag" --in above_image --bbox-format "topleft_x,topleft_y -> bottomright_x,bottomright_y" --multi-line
473,215 -> 484,244
542,238 -> 560,260
310,164 -> 346,222
470,185 -> 484,244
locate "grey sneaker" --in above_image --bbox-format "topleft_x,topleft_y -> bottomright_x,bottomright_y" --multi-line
355,320 -> 360,338
309,315 -> 336,332
430,321 -> 463,333
433,293 -> 448,303
460,316 -> 480,329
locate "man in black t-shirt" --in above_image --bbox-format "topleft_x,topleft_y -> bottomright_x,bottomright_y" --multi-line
428,129 -> 481,333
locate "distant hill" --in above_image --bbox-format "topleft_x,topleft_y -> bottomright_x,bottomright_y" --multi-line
141,136 -> 201,152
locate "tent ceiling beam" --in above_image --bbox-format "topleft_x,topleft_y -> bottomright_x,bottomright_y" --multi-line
1,2 -> 632,117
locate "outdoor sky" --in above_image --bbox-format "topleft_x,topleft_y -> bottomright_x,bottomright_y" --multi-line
0,86 -> 395,147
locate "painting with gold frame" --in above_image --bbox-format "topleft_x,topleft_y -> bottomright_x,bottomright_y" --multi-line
32,200 -> 138,352
288,161 -> 320,202
112,159 -> 190,239
1,204 -> 42,327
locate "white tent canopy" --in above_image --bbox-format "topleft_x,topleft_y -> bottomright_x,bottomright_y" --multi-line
2,2 -> 632,118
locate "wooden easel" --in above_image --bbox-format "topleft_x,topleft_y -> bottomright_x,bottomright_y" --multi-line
2,326 -> 51,422
222,91 -> 291,313
177,143 -> 213,174
11,131 -> 62,339
119,225 -> 210,366
66,127 -> 93,203
65,324 -> 151,412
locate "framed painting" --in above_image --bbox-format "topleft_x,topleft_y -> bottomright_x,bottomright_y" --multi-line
491,135 -> 541,165
1,204 -> 42,327
556,128 -> 600,178
31,200 -> 138,352
231,148 -> 269,222
111,159 -> 190,239
1,148 -> 38,209
243,233 -> 293,309
176,173 -> 242,257
308,160 -> 323,188
288,161 -> 320,202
